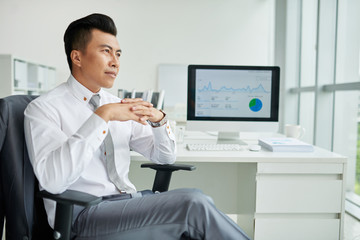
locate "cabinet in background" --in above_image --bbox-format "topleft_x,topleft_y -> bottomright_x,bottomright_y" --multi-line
0,54 -> 56,97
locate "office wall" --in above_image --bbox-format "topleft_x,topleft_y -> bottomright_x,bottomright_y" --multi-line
0,0 -> 275,96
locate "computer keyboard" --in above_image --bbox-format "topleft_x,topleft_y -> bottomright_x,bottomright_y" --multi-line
186,143 -> 243,151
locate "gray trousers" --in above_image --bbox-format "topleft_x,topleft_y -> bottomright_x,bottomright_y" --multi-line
72,188 -> 249,240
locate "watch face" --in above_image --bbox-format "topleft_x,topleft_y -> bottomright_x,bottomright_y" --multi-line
147,120 -> 159,127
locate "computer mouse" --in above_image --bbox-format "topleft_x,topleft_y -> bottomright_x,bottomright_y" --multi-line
249,144 -> 261,151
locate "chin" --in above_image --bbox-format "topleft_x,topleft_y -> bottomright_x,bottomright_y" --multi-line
103,79 -> 115,89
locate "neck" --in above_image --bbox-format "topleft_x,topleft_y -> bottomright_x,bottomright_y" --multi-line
72,71 -> 100,93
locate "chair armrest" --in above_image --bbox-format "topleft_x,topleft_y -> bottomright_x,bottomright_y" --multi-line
141,163 -> 196,192
38,190 -> 102,240
141,163 -> 196,172
38,189 -> 102,207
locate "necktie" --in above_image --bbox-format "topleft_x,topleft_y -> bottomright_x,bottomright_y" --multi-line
89,94 -> 124,192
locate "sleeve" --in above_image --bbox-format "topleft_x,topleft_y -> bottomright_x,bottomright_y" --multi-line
24,101 -> 108,194
129,121 -> 177,165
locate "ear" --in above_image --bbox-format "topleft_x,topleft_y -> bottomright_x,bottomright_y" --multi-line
70,50 -> 82,68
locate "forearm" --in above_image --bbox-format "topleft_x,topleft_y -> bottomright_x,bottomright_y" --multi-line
130,122 -> 177,164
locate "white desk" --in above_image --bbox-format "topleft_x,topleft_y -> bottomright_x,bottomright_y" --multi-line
129,131 -> 347,240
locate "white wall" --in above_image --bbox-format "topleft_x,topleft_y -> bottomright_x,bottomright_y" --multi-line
0,0 -> 275,96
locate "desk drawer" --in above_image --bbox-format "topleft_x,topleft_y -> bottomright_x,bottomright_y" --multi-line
254,218 -> 340,240
258,162 -> 343,174
256,178 -> 342,213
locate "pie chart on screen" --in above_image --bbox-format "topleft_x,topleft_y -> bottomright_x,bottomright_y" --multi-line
249,98 -> 262,112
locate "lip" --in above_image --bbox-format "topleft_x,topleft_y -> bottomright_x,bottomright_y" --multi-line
105,71 -> 117,78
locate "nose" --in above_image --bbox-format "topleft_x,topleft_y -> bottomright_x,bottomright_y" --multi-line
110,54 -> 120,69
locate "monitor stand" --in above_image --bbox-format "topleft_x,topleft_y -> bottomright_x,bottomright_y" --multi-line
217,132 -> 247,145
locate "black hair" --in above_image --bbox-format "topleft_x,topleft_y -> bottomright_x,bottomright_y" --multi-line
63,13 -> 117,71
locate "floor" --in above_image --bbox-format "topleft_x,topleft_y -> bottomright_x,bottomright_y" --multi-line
2,213 -> 360,239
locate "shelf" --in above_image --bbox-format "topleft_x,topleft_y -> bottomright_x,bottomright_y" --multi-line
0,54 -> 56,98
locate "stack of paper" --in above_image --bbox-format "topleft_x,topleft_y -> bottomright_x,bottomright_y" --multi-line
258,137 -> 314,152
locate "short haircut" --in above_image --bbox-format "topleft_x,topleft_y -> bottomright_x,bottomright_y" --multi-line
63,13 -> 117,71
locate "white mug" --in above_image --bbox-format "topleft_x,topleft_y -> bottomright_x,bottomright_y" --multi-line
285,124 -> 305,139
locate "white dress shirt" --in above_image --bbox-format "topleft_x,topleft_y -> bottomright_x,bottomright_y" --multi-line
24,75 -> 176,227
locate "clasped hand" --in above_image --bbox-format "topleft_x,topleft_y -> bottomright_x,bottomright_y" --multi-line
95,98 -> 164,125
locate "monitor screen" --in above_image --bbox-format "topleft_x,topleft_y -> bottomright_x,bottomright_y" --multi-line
187,65 -> 280,143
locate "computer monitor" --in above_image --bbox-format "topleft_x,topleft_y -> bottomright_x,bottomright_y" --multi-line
187,65 -> 280,144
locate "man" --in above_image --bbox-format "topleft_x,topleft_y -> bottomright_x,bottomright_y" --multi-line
24,13 -> 249,239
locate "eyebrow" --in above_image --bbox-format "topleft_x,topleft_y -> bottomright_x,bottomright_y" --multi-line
100,44 -> 122,54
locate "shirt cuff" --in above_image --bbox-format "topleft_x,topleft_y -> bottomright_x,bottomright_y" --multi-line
76,113 -> 108,149
151,121 -> 176,142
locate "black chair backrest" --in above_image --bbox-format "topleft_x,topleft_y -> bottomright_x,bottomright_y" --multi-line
0,95 -> 52,240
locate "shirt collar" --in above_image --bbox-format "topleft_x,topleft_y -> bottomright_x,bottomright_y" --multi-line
67,75 -> 104,106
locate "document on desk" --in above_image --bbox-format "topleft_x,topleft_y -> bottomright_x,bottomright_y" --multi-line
258,137 -> 314,152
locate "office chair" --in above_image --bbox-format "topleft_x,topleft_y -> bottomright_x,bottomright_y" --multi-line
0,95 -> 195,240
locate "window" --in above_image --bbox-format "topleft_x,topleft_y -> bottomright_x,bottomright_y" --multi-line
280,0 -> 360,218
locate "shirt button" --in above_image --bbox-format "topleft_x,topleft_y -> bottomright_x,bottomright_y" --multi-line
104,152 -> 107,155
84,97 -> 87,101
103,130 -> 106,134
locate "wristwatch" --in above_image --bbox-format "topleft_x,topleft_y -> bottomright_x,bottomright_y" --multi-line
147,110 -> 167,128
